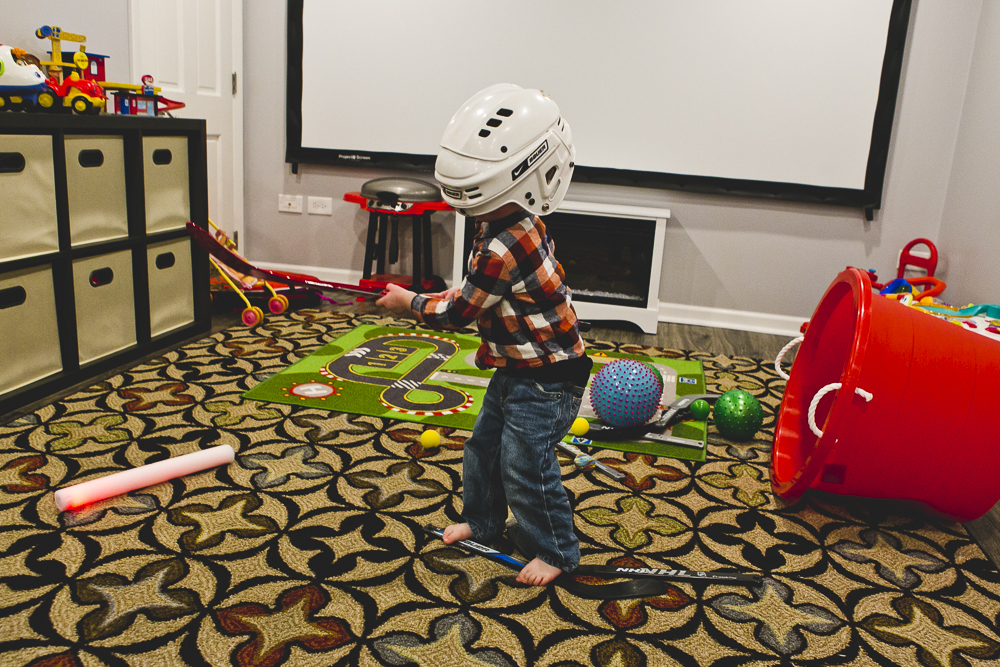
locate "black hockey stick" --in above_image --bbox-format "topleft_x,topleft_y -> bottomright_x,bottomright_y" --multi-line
423,525 -> 761,599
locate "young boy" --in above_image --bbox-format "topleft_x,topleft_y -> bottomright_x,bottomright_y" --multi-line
377,84 -> 591,585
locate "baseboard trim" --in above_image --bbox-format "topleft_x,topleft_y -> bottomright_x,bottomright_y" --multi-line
658,301 -> 805,337
257,261 -> 364,286
256,261 -> 807,337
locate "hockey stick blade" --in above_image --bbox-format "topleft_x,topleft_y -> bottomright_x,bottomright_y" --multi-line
423,525 -> 760,588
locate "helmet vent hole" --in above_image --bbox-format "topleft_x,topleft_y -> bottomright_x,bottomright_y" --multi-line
525,192 -> 532,199
528,198 -> 536,206
545,166 -> 558,184
467,187 -> 479,192
486,118 -> 502,127
468,193 -> 483,200
497,108 -> 513,117
478,129 -> 491,138
500,146 -> 508,153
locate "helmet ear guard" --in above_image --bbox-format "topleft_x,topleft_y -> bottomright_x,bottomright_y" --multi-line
435,84 -> 576,218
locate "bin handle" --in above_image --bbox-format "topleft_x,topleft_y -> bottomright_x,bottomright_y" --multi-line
775,336 -> 804,380
808,383 -> 873,439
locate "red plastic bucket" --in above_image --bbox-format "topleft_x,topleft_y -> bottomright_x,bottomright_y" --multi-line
771,267 -> 1000,521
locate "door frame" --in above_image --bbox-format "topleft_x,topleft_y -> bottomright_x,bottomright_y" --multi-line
125,0 -> 245,246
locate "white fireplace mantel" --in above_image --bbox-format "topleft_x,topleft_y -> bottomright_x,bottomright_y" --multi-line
451,200 -> 669,334
553,200 -> 669,335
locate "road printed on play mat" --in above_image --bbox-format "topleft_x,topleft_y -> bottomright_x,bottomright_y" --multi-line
326,333 -> 472,414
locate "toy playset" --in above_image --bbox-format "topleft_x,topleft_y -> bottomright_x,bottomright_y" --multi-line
0,24 -> 183,116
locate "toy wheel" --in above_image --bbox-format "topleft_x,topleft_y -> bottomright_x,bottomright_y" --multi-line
268,294 -> 289,314
37,92 -> 56,110
241,306 -> 264,327
72,97 -> 91,115
0,97 -> 7,111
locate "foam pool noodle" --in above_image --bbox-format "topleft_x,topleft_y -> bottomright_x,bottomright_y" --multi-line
54,445 -> 235,511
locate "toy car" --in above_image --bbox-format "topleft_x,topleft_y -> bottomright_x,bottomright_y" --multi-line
0,45 -> 50,111
36,71 -> 105,115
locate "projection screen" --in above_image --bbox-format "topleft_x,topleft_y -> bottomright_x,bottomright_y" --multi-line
286,0 -> 912,212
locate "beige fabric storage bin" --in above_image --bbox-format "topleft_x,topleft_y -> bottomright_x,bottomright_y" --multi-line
0,266 -> 63,393
73,250 -> 137,364
148,238 -> 195,337
143,136 -> 190,233
0,135 -> 59,262
65,135 -> 129,246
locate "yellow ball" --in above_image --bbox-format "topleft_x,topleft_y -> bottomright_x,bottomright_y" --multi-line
420,429 -> 441,448
570,417 -> 590,437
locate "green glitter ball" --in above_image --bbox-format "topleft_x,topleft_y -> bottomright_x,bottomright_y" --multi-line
713,390 -> 763,441
642,362 -> 664,394
689,399 -> 711,421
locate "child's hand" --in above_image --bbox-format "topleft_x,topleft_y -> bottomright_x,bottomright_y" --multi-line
376,283 -> 417,316
424,287 -> 461,301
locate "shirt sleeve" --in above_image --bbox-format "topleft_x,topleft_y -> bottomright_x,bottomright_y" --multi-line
411,245 -> 510,329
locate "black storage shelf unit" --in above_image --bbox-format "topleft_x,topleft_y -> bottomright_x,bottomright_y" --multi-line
0,113 -> 211,417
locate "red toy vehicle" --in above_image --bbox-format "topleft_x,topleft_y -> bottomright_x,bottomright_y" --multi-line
36,71 -> 105,114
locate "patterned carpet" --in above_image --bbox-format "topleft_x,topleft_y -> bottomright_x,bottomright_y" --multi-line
1,309 -> 999,666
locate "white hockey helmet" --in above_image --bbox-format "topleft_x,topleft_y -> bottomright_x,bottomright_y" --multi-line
435,83 -> 575,218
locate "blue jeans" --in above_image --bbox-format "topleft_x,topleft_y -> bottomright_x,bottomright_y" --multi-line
461,371 -> 584,572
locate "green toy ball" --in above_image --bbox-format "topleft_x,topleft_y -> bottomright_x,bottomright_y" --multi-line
642,362 -> 665,395
689,399 -> 711,421
713,390 -> 764,441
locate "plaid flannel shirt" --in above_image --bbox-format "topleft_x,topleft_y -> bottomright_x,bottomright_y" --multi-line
410,212 -> 586,370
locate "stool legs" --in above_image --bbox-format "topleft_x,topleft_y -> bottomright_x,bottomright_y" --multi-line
363,211 -> 378,280
411,216 -> 423,291
361,211 -> 438,290
389,217 -> 399,264
422,214 -> 433,280
376,214 -> 388,275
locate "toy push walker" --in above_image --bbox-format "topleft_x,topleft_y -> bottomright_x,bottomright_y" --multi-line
186,221 -> 384,327
205,220 -> 291,326
771,267 -> 1000,521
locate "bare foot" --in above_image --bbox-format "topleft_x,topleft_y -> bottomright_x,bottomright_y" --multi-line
516,558 -> 562,585
442,523 -> 473,544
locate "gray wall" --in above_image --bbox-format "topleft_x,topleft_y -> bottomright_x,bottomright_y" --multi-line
1,2 -> 132,85
11,3 -> 987,325
244,0 -> 989,323
937,0 -> 1000,307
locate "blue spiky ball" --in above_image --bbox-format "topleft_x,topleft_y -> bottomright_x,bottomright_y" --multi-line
589,359 -> 662,428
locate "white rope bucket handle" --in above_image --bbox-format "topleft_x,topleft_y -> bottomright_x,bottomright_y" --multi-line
775,336 -> 804,380
807,382 -> 874,438
774,336 -> 874,438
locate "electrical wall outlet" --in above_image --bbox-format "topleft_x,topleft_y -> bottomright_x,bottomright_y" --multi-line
279,194 -> 303,213
308,196 -> 334,215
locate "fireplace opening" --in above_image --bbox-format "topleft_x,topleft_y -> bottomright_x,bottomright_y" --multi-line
543,211 -> 655,308
457,201 -> 667,334
461,209 -> 659,307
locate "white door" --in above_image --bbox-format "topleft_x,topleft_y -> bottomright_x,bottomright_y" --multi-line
128,0 -> 244,247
